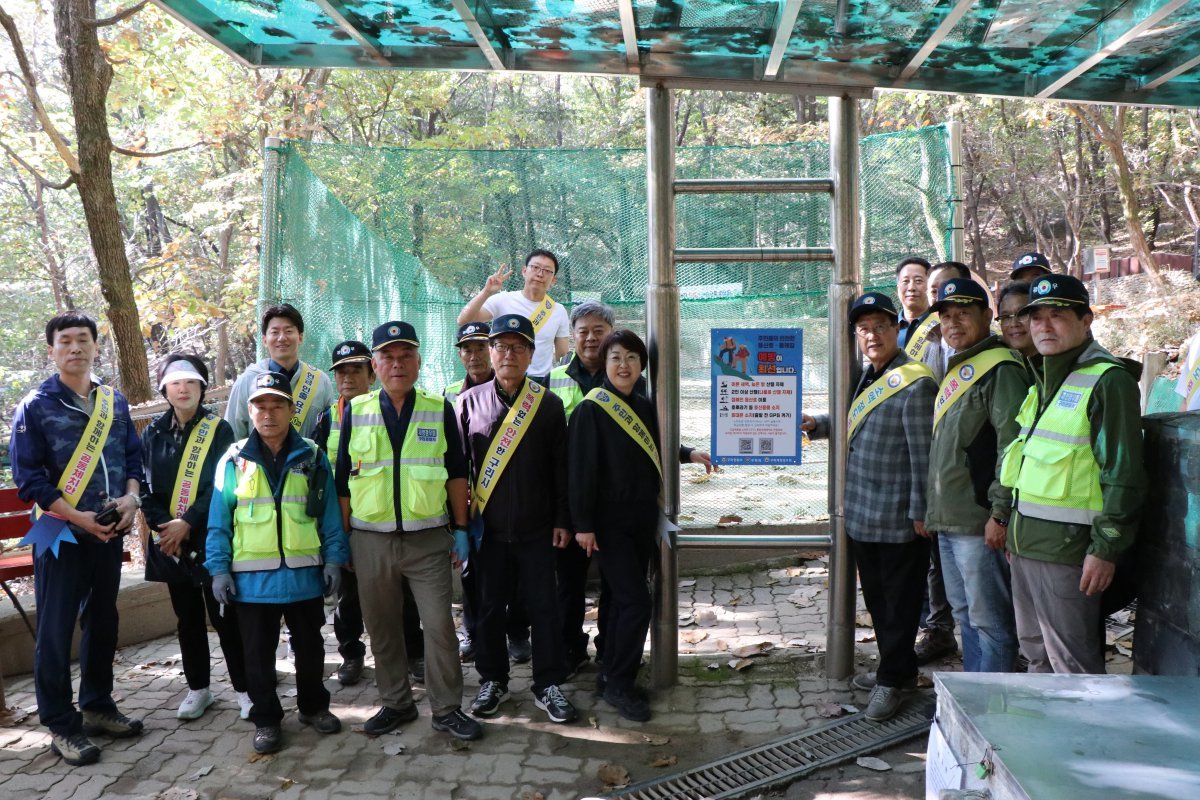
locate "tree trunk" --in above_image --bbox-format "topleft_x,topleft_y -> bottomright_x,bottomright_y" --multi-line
54,0 -> 151,402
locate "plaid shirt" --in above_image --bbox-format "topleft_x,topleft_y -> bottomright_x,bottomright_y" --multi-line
811,352 -> 936,543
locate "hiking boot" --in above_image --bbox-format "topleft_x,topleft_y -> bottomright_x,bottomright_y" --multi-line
602,685 -> 651,722
534,684 -> 577,724
82,709 -> 143,739
470,681 -> 509,718
252,725 -> 282,754
432,708 -> 483,741
508,637 -> 532,664
298,710 -> 342,734
408,656 -> 426,684
237,691 -> 254,720
914,628 -> 958,664
177,688 -> 215,720
851,673 -> 919,693
865,685 -> 903,722
363,705 -> 418,735
337,656 -> 364,686
49,732 -> 100,766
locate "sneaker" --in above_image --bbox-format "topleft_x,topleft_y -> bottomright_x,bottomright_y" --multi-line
852,673 -> 919,693
431,708 -> 483,741
602,685 -> 651,722
458,635 -> 475,663
237,691 -> 254,721
298,710 -> 342,734
534,684 -> 577,724
363,705 -> 419,735
337,656 -> 364,686
914,628 -> 958,665
564,650 -> 589,681
508,637 -> 532,664
408,656 -> 426,684
49,731 -> 100,766
470,681 -> 509,718
177,688 -> 215,720
82,709 -> 144,739
865,685 -> 903,722
253,725 -> 282,754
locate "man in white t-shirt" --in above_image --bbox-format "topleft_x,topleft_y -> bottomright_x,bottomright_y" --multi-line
1176,329 -> 1200,411
458,250 -> 571,382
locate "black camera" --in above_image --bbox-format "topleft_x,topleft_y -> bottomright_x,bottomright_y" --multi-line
94,503 -> 121,527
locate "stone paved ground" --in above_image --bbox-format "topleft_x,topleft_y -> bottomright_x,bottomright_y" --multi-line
0,556 -> 957,800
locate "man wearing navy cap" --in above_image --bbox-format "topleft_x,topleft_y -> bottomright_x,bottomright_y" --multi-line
1009,252 -> 1053,284
802,292 -> 936,722
334,321 -> 481,741
1000,275 -> 1143,674
924,278 -> 1030,674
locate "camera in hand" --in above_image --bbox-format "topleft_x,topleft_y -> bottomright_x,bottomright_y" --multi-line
94,503 -> 121,527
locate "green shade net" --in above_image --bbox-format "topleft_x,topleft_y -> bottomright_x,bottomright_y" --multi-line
261,125 -> 953,525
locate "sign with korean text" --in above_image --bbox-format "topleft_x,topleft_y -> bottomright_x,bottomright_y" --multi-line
710,328 -> 802,465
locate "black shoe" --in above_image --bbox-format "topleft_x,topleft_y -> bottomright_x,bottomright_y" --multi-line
363,705 -> 419,735
603,685 -> 651,722
565,650 -> 589,680
298,710 -> 342,734
49,732 -> 100,766
253,726 -> 282,754
594,673 -> 608,698
470,681 -> 509,717
534,684 -> 577,724
459,636 -> 475,663
409,656 -> 426,684
914,628 -> 958,665
432,708 -> 483,741
337,656 -> 364,686
81,709 -> 143,739
508,637 -> 532,664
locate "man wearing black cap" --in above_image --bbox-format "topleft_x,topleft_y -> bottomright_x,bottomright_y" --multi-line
1000,275 -> 1143,674
1009,252 -> 1053,284
334,321 -> 480,741
924,278 -> 1029,674
444,322 -> 494,405
456,313 -> 577,725
802,293 -> 936,722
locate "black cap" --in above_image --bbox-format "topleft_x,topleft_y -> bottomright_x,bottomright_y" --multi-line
247,371 -> 294,403
371,321 -> 420,351
489,314 -> 535,346
931,278 -> 989,312
848,292 -> 899,325
455,321 -> 491,346
1018,274 -> 1091,316
331,340 -> 372,370
1010,252 -> 1052,279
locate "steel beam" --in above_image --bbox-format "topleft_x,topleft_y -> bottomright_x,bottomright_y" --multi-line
616,0 -> 641,72
825,95 -> 861,682
151,0 -> 260,67
946,120 -> 966,263
674,247 -> 833,263
899,0 -> 977,80
311,0 -> 390,67
1141,47 -> 1200,91
646,85 -> 679,691
673,178 -> 833,194
449,0 -> 508,70
764,0 -> 806,80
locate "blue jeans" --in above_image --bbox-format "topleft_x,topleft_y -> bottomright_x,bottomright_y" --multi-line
938,532 -> 1017,672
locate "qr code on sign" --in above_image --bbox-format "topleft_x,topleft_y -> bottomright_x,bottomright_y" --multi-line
738,438 -> 753,454
758,438 -> 773,454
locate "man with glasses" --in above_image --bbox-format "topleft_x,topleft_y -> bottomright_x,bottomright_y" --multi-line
802,293 -> 935,722
458,250 -> 571,384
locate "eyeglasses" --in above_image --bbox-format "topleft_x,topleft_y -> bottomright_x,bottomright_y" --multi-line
997,314 -> 1026,326
854,323 -> 893,337
491,342 -> 530,355
525,265 -> 555,276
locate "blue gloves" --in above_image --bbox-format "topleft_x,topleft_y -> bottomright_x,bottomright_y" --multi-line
211,573 -> 236,605
323,564 -> 342,598
452,528 -> 470,566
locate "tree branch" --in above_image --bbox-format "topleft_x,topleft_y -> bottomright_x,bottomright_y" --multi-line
0,140 -> 76,189
112,141 -> 207,158
84,0 -> 149,28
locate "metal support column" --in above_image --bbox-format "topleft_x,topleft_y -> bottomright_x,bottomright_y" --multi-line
259,136 -> 287,359
946,120 -> 965,264
825,95 -> 862,680
646,84 -> 680,689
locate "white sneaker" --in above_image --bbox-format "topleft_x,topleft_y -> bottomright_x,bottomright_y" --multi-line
177,688 -> 214,720
237,691 -> 253,720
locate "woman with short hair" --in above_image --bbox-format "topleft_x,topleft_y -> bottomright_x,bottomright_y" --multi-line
997,282 -> 1036,358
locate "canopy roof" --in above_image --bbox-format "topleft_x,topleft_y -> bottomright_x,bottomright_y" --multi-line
155,0 -> 1200,108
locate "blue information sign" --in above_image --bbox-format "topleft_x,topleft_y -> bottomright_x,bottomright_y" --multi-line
710,328 -> 803,465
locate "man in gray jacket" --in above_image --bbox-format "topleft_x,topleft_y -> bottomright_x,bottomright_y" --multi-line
803,292 -> 936,722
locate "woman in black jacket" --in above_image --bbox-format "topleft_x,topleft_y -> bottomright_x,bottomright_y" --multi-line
141,353 -> 247,720
567,330 -> 662,722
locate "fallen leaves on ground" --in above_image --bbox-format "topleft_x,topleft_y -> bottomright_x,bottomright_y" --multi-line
584,607 -> 599,621
279,779 -> 295,790
840,703 -> 860,714
854,628 -> 876,642
520,792 -> 545,800
716,514 -> 742,526
642,733 -> 671,745
649,755 -> 678,768
815,702 -> 845,718
728,658 -> 754,671
448,738 -> 470,751
679,579 -> 696,588
694,609 -> 718,627
681,631 -> 708,644
854,612 -> 874,627
730,641 -> 774,658
856,756 -> 891,772
247,752 -> 274,764
382,739 -> 406,755
187,765 -> 214,779
598,763 -> 631,790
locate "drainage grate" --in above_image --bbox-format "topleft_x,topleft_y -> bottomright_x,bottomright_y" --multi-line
603,699 -> 934,800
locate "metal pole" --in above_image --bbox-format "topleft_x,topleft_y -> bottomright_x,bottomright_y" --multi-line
259,136 -> 286,360
825,95 -> 862,681
946,120 -> 966,264
646,84 -> 680,690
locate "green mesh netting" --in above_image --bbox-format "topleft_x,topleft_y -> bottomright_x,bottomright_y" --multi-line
260,125 -> 953,526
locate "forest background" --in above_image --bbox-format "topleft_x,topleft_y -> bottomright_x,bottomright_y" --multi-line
1,0 -> 1199,428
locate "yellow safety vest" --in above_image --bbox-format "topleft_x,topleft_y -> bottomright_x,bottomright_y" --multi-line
548,363 -> 585,419
325,397 -> 347,459
346,388 -> 449,532
443,379 -> 466,406
229,439 -> 322,572
1000,363 -> 1118,526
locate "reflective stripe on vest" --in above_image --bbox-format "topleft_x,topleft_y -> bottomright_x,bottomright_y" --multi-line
230,441 -> 322,572
325,397 -> 346,460
1001,363 -> 1118,527
548,365 -> 584,418
346,388 -> 449,532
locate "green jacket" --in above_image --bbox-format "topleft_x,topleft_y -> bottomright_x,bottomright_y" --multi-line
1007,338 -> 1144,565
925,335 -> 1030,535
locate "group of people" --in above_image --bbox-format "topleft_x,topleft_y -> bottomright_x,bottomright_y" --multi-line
804,252 -> 1144,723
11,248 -> 719,767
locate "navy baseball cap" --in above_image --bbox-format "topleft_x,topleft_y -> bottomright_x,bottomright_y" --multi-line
247,371 -> 293,403
848,292 -> 899,325
456,321 -> 491,346
1010,252 -> 1052,279
489,314 -> 535,346
1018,274 -> 1091,316
371,321 -> 420,351
931,278 -> 989,312
330,340 -> 371,369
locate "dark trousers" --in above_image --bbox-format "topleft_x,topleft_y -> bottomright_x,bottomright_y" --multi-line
237,597 -> 330,727
595,525 -> 654,691
556,542 -> 592,659
461,539 -> 530,644
334,570 -> 424,660
921,531 -> 955,632
474,536 -> 564,693
852,536 -> 930,688
167,578 -> 247,692
33,538 -> 123,737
